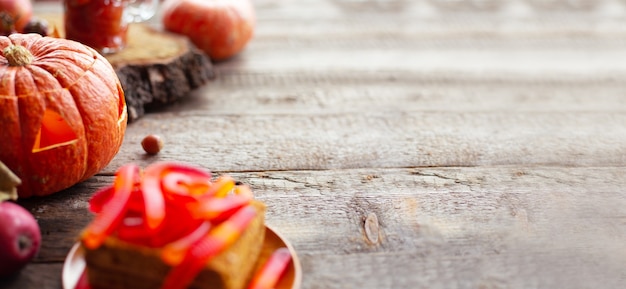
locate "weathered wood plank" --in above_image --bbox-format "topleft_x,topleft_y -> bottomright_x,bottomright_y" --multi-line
252,167 -> 626,289
301,248 -> 626,289
18,180 -> 101,262
0,263 -> 63,289
102,111 -> 626,174
235,0 -> 626,78
176,71 -> 626,115
223,46 -> 626,78
15,166 -> 626,289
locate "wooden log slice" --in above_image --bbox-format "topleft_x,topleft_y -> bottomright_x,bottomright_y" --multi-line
106,24 -> 216,122
40,14 -> 215,122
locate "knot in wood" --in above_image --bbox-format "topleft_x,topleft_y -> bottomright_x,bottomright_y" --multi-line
364,212 -> 380,245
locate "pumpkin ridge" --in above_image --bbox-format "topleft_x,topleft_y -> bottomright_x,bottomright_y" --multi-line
0,67 -> 29,195
15,69 -> 43,176
16,90 -> 39,198
15,33 -> 87,59
22,34 -> 100,86
23,50 -> 100,123
28,66 -> 82,155
28,65 -> 89,179
63,49 -> 122,118
96,68 -> 125,122
65,61 -> 97,92
65,56 -> 125,180
26,59 -> 80,99
29,46 -> 99,91
30,48 -> 100,180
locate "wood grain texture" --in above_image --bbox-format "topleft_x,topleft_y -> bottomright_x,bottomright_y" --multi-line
0,263 -> 63,289
14,167 -> 626,289
19,1 -> 626,289
104,110 -> 626,173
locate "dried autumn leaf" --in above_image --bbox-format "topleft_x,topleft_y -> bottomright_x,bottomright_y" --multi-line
0,160 -> 21,201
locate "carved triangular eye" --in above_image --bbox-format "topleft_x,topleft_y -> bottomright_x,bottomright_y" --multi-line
32,109 -> 78,152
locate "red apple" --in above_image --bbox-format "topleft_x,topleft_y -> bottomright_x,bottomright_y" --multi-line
0,201 -> 41,278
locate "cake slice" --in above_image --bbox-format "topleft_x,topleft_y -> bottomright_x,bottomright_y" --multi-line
79,162 -> 267,289
83,201 -> 265,289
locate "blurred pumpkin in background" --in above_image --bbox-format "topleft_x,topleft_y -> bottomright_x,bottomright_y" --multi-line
161,0 -> 256,61
0,0 -> 33,34
0,33 -> 127,198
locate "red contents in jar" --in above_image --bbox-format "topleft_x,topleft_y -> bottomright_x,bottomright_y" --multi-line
64,0 -> 128,53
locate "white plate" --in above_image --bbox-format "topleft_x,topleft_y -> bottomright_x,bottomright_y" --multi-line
62,242 -> 86,289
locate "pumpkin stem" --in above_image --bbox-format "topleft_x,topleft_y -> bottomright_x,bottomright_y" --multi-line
3,45 -> 34,66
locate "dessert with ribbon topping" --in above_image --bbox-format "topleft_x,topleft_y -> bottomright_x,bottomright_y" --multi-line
80,162 -> 266,289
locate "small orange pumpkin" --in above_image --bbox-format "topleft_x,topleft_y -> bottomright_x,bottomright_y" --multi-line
162,0 -> 256,61
0,33 -> 127,198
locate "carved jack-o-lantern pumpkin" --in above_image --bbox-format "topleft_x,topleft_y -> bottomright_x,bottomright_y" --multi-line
0,33 -> 127,198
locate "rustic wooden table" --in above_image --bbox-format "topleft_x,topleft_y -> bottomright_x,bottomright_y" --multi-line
4,0 -> 626,288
